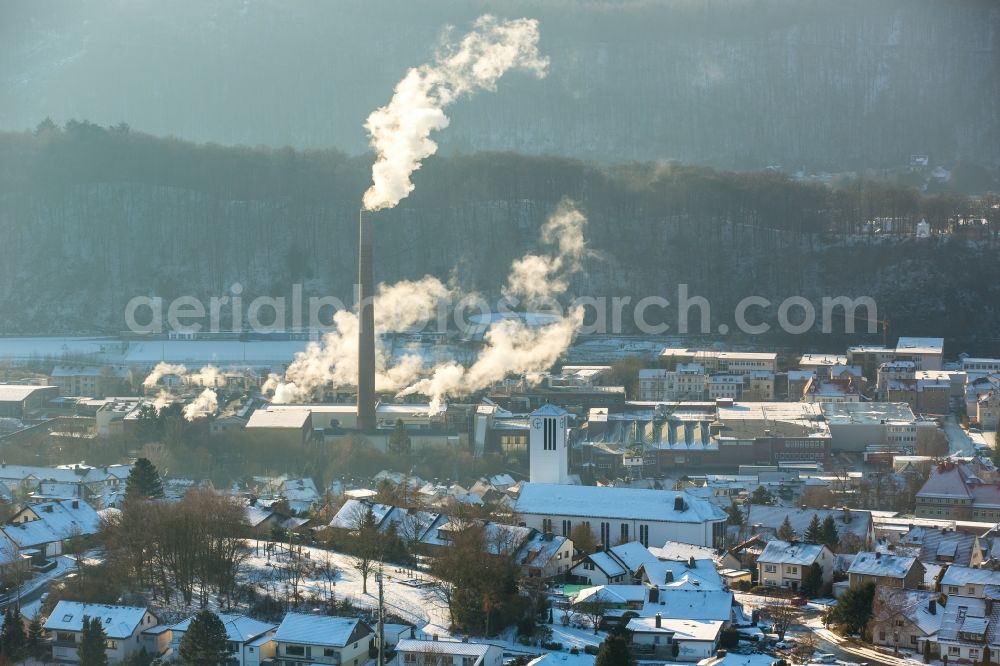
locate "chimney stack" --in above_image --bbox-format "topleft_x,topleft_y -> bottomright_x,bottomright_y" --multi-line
655,613 -> 662,628
357,210 -> 377,431
928,598 -> 936,615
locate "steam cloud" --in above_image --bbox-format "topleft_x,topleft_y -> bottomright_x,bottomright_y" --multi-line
399,200 -> 588,412
183,389 -> 218,420
263,201 -> 589,413
264,277 -> 452,403
362,15 -> 548,211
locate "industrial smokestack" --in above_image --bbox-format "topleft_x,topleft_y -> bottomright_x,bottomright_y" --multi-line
357,209 -> 376,431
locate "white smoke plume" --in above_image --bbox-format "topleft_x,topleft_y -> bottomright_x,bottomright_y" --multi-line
151,390 -> 174,411
397,201 -> 590,412
363,15 -> 548,211
143,362 -> 187,389
264,276 -> 451,403
187,365 -> 224,388
504,200 -> 590,307
398,309 -> 583,414
183,389 -> 218,421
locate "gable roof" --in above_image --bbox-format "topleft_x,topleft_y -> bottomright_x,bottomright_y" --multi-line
848,551 -> 917,578
171,614 -> 274,643
641,588 -> 735,621
637,559 -> 724,590
515,484 -> 726,524
746,505 -> 872,542
941,564 -> 1000,588
44,601 -> 151,639
396,639 -> 493,658
758,540 -> 827,566
274,613 -> 369,647
3,499 -> 102,548
872,588 -> 943,636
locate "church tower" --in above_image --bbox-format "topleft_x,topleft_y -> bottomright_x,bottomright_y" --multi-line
529,404 -> 569,484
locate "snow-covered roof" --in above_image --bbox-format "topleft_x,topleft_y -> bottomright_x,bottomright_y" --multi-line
697,653 -> 784,666
0,385 -> 57,402
585,550 -> 627,577
848,551 -> 916,578
758,540 -> 827,566
746,505 -> 871,542
607,541 -> 658,571
941,564 -> 1000,588
516,532 -> 570,569
574,584 -> 648,605
0,463 -> 131,485
279,478 -> 320,502
3,499 -> 102,548
626,616 -> 724,641
651,540 -> 721,563
642,588 -> 735,622
896,338 -> 944,355
44,601 -> 151,639
396,639 -> 493,658
246,408 -> 310,429
274,613 -> 368,647
514,483 -> 727,524
874,589 -> 944,637
532,404 -> 568,417
637,559 -> 724,590
171,614 -> 274,643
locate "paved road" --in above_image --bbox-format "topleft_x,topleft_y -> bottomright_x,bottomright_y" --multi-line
942,414 -> 974,456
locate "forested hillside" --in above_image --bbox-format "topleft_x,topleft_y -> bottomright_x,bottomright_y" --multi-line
0,125 -> 998,352
2,0 -> 998,170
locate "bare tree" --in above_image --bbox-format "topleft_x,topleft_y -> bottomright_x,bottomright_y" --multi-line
570,597 -> 611,634
345,502 -> 381,594
765,599 -> 797,641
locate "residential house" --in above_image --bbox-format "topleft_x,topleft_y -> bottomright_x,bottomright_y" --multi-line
272,613 -> 372,666
569,541 -> 659,585
936,595 -> 998,663
394,638 -> 503,666
978,390 -> 1000,430
0,463 -> 131,507
45,601 -> 158,665
939,565 -> 1000,599
916,460 -> 1000,522
892,525 -> 983,568
745,506 -> 874,550
3,498 -> 102,560
169,614 -> 275,666
626,614 -> 724,662
756,540 -> 834,591
869,588 -> 943,655
847,551 -> 924,589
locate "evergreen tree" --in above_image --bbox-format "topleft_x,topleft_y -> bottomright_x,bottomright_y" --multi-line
79,616 -> 109,666
777,516 -> 796,541
388,419 -> 412,456
26,614 -> 44,660
749,486 -> 775,505
178,610 -> 230,666
595,631 -> 630,666
0,607 -> 26,661
922,638 -> 931,664
724,503 -> 744,526
805,514 -> 823,543
828,582 -> 876,635
800,563 -> 824,597
125,458 -> 164,501
821,515 -> 840,551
